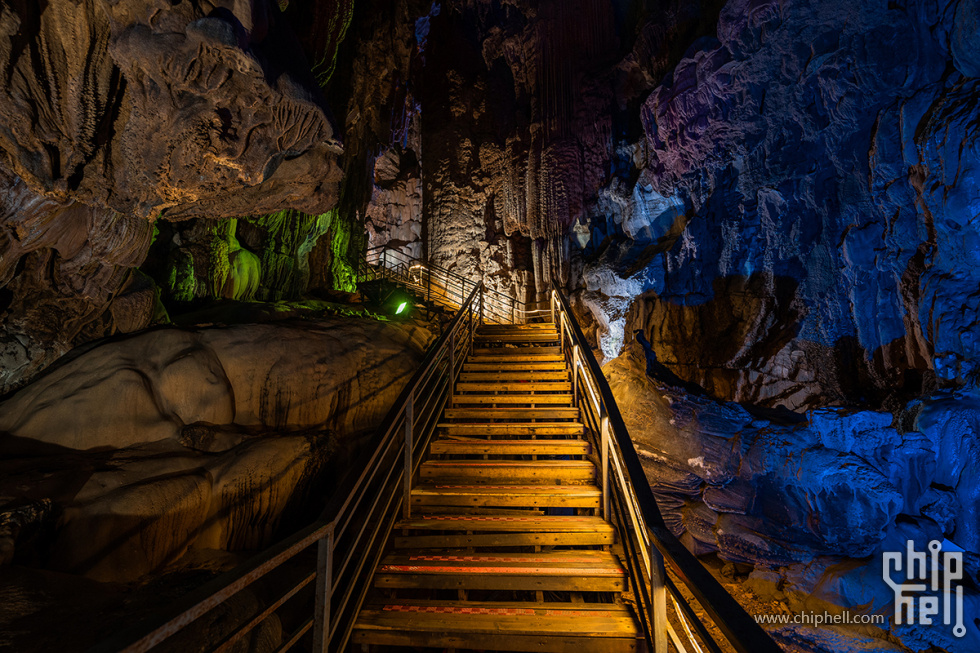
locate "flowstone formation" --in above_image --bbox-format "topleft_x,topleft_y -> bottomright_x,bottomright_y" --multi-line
413,0 -> 728,306
0,0 -> 342,219
0,0 -> 368,391
0,169 -> 157,395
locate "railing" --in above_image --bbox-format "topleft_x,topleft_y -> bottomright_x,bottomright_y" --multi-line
358,245 -> 550,324
90,283 -> 486,653
551,286 -> 782,653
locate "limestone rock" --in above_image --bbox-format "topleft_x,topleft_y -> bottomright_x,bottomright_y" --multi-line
0,0 -> 342,220
605,341 -> 977,565
0,319 -> 429,450
0,169 -> 155,394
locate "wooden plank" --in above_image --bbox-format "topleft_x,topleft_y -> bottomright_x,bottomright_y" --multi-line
455,382 -> 572,392
437,422 -> 585,436
411,485 -> 600,508
458,371 -> 569,382
362,599 -> 631,612
474,335 -> 560,344
478,323 -> 557,330
420,460 -> 594,483
472,347 -> 562,356
463,362 -> 567,372
353,628 -> 638,653
429,439 -> 590,455
382,550 -> 616,565
395,515 -> 613,533
443,407 -> 580,420
451,394 -> 573,405
467,354 -> 565,363
374,573 -> 625,593
393,531 -> 614,548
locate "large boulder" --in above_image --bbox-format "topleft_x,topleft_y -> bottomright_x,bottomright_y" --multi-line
0,317 -> 432,582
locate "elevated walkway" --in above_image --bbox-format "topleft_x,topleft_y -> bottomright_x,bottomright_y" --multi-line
92,278 -> 782,653
353,322 -> 640,651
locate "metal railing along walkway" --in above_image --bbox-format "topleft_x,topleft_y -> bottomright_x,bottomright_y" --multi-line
357,245 -> 550,324
89,276 -> 781,653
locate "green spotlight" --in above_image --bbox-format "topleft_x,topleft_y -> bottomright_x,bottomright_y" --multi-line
395,301 -> 409,315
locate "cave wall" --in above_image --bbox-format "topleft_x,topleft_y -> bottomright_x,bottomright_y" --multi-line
0,0 -> 343,220
582,0 -> 980,411
0,0 -> 364,391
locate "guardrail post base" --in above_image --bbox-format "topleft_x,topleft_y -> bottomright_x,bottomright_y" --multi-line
313,527 -> 335,653
650,551 -> 668,653
403,394 -> 414,519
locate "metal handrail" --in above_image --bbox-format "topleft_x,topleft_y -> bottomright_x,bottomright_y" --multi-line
550,286 -> 782,653
359,245 -> 550,323
90,283 -> 486,653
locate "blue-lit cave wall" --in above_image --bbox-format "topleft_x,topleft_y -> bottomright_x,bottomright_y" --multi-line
580,0 -> 980,412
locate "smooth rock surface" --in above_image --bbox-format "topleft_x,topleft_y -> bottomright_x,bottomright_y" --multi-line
0,317 -> 431,582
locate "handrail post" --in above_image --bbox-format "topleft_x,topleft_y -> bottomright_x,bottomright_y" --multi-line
403,395 -> 414,519
650,542 -> 668,653
312,525 -> 335,653
550,290 -> 556,325
572,345 -> 579,405
511,298 -> 515,325
449,330 -> 456,408
600,415 -> 609,519
559,312 -> 565,353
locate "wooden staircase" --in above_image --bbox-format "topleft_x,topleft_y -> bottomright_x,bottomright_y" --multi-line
352,323 -> 642,652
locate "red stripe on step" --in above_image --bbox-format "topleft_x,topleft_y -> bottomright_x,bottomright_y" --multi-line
378,565 -> 623,575
408,555 -> 604,563
429,485 -> 589,489
419,515 -> 598,522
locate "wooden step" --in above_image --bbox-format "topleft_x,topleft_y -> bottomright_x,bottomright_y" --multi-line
443,407 -> 580,420
438,422 -> 585,436
472,346 -> 561,356
456,381 -> 572,392
393,515 -> 614,548
352,600 -> 639,653
430,439 -> 590,455
451,394 -> 573,405
420,460 -> 594,484
458,371 -> 569,382
475,333 -> 560,343
468,354 -> 565,363
479,323 -> 557,329
412,485 -> 600,508
373,551 -> 626,592
464,362 -> 567,372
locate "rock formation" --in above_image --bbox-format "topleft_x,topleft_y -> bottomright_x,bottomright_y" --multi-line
583,0 -> 980,411
607,340 -> 980,651
0,317 -> 431,582
0,0 -> 342,220
0,169 -> 156,395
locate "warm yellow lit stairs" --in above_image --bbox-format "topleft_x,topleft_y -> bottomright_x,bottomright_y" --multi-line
351,322 -> 642,652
